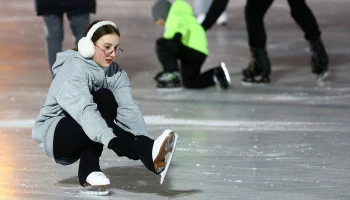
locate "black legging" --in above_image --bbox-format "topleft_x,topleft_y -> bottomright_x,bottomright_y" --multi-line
245,0 -> 322,48
53,88 -> 151,185
156,38 -> 218,89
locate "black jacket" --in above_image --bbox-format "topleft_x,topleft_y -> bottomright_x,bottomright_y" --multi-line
35,0 -> 96,16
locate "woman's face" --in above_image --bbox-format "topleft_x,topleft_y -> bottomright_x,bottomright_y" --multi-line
93,33 -> 120,68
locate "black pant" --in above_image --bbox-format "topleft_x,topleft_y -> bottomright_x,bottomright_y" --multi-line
245,0 -> 322,48
156,38 -> 218,89
53,89 -> 153,185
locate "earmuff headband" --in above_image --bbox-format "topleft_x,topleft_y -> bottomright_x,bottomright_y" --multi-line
86,21 -> 117,39
78,21 -> 117,58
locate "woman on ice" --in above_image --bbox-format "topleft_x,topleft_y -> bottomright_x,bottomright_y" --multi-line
32,20 -> 178,195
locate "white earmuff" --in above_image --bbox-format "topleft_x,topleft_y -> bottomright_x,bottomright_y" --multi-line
78,21 -> 117,58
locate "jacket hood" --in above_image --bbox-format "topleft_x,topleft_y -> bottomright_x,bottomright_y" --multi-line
52,49 -> 99,76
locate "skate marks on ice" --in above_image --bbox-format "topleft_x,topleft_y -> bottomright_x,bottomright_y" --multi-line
56,165 -> 201,198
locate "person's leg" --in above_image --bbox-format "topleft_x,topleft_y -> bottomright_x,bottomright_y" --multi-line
155,38 -> 182,88
53,117 -> 103,186
155,38 -> 180,73
245,0 -> 274,49
53,89 -> 124,186
179,47 -> 215,89
242,0 -> 274,83
43,14 -> 64,78
287,0 -> 321,42
287,0 -> 328,76
67,13 -> 90,48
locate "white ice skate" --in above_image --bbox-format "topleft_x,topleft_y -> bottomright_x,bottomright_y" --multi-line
216,12 -> 228,26
316,70 -> 330,87
197,13 -> 206,24
152,129 -> 178,184
80,172 -> 110,196
221,62 -> 231,85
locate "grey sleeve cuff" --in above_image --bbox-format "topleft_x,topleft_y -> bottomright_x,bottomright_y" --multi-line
100,131 -> 117,146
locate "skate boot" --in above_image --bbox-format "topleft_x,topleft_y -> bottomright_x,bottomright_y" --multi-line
213,62 -> 231,90
154,71 -> 182,91
80,172 -> 110,195
216,12 -> 228,26
152,129 -> 178,184
197,13 -> 206,24
242,47 -> 271,86
309,38 -> 329,82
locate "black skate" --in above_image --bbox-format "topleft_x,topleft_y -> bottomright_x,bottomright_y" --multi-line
154,71 -> 182,92
241,48 -> 271,86
309,38 -> 329,84
213,62 -> 231,90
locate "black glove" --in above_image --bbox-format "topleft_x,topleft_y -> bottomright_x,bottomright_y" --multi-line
108,134 -> 139,161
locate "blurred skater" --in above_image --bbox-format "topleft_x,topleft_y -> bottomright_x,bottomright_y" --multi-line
151,0 -> 231,90
35,0 -> 94,78
241,0 -> 329,84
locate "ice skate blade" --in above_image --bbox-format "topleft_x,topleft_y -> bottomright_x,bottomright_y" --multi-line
241,81 -> 269,87
153,130 -> 176,174
156,87 -> 183,93
160,133 -> 178,184
221,62 -> 231,84
80,185 -> 109,196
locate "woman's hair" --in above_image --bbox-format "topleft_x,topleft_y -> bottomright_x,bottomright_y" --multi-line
72,20 -> 120,51
86,20 -> 120,43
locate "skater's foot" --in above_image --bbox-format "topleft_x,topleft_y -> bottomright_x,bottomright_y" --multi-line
216,12 -> 228,26
213,62 -> 231,90
242,47 -> 271,86
81,172 -> 110,195
153,130 -> 178,173
155,72 -> 182,90
152,129 -> 178,184
152,129 -> 176,173
310,38 -> 329,77
316,70 -> 330,87
197,13 -> 206,24
241,75 -> 270,86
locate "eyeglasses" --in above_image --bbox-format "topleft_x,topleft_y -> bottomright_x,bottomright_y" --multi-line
95,44 -> 123,57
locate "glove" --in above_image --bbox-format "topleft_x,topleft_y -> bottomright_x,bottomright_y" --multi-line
108,134 -> 139,161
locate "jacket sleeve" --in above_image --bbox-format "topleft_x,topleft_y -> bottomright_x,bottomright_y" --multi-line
201,0 -> 229,31
108,69 -> 148,136
56,64 -> 116,146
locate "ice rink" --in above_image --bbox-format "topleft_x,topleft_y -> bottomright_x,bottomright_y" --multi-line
0,0 -> 350,199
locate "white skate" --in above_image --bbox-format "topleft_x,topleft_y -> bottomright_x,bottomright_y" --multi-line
197,13 -> 206,24
216,12 -> 228,26
80,172 -> 110,195
316,70 -> 330,87
152,129 -> 178,184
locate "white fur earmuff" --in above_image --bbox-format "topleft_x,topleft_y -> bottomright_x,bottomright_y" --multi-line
78,21 -> 117,58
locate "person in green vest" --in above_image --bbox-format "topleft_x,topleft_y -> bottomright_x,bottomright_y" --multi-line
151,0 -> 231,90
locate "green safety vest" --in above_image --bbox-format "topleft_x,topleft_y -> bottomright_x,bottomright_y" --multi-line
164,0 -> 208,55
